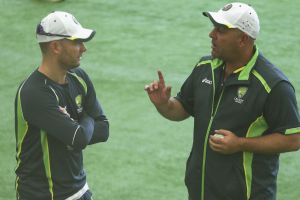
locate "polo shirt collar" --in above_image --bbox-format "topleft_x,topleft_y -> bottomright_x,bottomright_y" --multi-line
236,46 -> 259,81
211,46 -> 259,81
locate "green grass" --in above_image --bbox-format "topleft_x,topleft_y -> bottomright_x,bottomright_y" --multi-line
1,0 -> 300,199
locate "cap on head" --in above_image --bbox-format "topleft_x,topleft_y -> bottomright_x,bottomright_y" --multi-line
203,2 -> 260,39
36,11 -> 96,43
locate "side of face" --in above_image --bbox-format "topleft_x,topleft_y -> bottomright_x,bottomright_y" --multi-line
209,25 -> 245,61
57,39 -> 87,70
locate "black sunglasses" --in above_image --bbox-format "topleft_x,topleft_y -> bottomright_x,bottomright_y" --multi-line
36,23 -> 71,38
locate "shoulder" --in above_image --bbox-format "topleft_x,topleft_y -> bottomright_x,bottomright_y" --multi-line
194,55 -> 223,70
19,70 -> 46,95
68,67 -> 92,84
195,55 -> 213,66
254,53 -> 290,86
68,67 -> 93,94
69,67 -> 89,78
18,71 -> 58,103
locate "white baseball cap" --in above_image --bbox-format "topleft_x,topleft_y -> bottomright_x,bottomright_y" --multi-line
203,2 -> 260,39
36,11 -> 96,43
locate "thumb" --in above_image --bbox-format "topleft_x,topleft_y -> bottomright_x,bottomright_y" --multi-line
165,86 -> 172,97
215,129 -> 230,136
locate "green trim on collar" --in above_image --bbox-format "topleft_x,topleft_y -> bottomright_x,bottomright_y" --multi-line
196,59 -> 223,69
238,47 -> 259,80
211,59 -> 224,69
233,66 -> 244,74
196,60 -> 211,67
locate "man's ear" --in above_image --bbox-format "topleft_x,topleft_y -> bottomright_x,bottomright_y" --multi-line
49,40 -> 62,55
239,33 -> 253,47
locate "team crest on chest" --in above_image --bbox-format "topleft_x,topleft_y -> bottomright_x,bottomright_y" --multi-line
237,87 -> 248,98
75,95 -> 83,113
234,87 -> 248,104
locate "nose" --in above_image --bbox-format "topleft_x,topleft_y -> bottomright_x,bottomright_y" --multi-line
80,42 -> 87,52
209,27 -> 216,39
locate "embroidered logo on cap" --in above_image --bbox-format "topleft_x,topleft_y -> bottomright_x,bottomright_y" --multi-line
72,16 -> 79,25
222,3 -> 232,11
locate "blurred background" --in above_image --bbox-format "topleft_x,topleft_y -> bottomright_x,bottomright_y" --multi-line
1,0 -> 300,199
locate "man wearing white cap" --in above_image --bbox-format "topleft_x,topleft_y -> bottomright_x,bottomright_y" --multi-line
145,2 -> 300,200
15,11 -> 109,200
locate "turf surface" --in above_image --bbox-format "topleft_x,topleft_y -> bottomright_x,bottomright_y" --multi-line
0,0 -> 300,199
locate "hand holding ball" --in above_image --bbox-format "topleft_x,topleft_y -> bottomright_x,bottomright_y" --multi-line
47,0 -> 64,2
213,134 -> 224,139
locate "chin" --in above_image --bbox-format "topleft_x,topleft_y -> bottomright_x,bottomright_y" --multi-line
65,64 -> 80,70
211,52 -> 217,59
47,0 -> 64,2
70,65 -> 80,69
211,52 -> 222,60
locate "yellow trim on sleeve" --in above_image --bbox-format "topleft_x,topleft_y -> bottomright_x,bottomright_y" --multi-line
285,127 -> 300,135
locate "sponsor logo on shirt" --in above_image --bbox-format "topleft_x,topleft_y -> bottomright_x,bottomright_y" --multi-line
202,77 -> 212,85
234,87 -> 248,104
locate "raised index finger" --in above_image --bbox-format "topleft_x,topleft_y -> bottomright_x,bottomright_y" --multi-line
157,70 -> 165,87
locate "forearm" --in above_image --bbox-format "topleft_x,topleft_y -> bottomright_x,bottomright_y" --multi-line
155,97 -> 189,121
89,120 -> 109,144
240,133 -> 300,154
73,113 -> 95,149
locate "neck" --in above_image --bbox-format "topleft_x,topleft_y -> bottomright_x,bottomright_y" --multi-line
224,45 -> 255,78
38,59 -> 67,84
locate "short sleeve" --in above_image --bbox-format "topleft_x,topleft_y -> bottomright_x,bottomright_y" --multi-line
263,81 -> 300,134
175,69 -> 196,117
